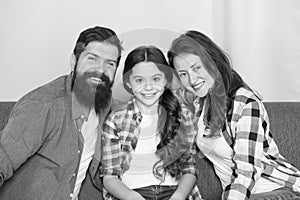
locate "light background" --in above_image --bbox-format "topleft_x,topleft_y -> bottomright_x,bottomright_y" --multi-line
0,0 -> 299,101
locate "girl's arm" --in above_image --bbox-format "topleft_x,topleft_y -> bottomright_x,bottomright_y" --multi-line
103,176 -> 145,200
101,113 -> 143,199
170,173 -> 196,200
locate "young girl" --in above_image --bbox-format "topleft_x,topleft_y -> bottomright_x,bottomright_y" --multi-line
101,46 -> 202,200
167,30 -> 300,200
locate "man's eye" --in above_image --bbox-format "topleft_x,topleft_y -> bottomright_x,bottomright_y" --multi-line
106,62 -> 117,68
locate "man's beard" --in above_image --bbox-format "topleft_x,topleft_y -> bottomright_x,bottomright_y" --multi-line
94,73 -> 113,114
73,71 -> 113,114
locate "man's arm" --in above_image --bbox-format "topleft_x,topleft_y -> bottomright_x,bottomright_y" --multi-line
0,100 -> 51,186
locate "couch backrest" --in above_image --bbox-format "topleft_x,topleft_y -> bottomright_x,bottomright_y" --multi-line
0,101 -> 299,200
1,101 -> 299,166
263,102 -> 300,169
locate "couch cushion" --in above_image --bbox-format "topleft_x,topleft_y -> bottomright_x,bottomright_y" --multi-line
0,101 -> 299,200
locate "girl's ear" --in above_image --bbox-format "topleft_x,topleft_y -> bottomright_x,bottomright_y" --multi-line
126,81 -> 132,89
70,54 -> 76,71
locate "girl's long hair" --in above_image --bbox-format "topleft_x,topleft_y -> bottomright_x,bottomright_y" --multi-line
123,46 -> 191,180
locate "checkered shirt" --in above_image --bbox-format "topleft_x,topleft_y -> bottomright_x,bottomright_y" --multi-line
190,87 -> 300,200
101,98 -> 203,200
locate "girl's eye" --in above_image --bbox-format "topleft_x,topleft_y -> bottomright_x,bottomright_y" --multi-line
135,78 -> 143,84
87,56 -> 96,61
153,76 -> 161,82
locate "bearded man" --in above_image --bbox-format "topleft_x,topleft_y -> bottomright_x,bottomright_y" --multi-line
0,26 -> 122,200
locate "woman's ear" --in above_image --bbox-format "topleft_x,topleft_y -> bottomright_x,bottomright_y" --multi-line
70,54 -> 76,72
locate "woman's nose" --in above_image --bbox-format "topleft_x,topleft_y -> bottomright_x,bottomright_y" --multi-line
187,70 -> 198,85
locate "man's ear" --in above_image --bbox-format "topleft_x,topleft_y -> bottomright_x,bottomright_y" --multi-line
70,54 -> 76,71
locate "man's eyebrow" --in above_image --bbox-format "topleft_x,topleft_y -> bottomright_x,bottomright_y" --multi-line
87,52 -> 117,63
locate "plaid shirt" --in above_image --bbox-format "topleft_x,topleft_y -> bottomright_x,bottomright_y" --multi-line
101,98 -> 203,200
188,87 -> 300,200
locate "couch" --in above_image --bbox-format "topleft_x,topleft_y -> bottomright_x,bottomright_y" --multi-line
1,101 -> 300,200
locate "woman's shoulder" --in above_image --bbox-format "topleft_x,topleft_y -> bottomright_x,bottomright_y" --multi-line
231,87 -> 266,118
234,87 -> 263,105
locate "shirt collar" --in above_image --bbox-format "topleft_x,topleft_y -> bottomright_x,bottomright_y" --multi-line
71,92 -> 88,121
126,98 -> 142,122
127,97 -> 165,124
66,73 -> 88,121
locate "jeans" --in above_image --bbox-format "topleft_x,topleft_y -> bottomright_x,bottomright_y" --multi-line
133,185 -> 180,200
250,187 -> 300,200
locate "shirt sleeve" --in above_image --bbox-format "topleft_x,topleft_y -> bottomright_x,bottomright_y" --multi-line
0,100 -> 51,187
179,108 -> 198,176
223,99 -> 265,200
101,113 -> 122,177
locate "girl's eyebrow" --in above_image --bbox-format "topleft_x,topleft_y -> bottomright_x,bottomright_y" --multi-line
152,74 -> 163,77
132,73 -> 163,79
132,75 -> 143,79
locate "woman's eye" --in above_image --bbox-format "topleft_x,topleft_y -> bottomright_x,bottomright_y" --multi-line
179,72 -> 187,78
194,65 -> 201,71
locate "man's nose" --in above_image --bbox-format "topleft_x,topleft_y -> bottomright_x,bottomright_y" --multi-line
95,60 -> 106,73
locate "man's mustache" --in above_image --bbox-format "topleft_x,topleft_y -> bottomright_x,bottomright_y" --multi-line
84,71 -> 112,86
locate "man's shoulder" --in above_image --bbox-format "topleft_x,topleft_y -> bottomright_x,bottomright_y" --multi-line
16,75 -> 70,107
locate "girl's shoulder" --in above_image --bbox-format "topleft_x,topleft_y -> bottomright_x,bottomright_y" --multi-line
108,99 -> 135,118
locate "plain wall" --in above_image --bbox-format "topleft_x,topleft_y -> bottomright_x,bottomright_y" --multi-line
0,0 -> 299,101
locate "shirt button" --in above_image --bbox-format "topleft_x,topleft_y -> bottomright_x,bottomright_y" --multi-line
69,193 -> 73,198
73,173 -> 76,177
78,150 -> 80,154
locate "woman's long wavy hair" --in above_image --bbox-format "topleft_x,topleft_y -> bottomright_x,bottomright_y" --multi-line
123,46 -> 190,180
168,30 -> 251,137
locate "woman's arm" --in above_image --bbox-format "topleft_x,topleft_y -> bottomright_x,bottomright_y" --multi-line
103,176 -> 144,200
223,99 -> 265,200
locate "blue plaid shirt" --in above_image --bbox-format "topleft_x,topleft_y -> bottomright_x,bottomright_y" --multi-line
101,98 -> 203,200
